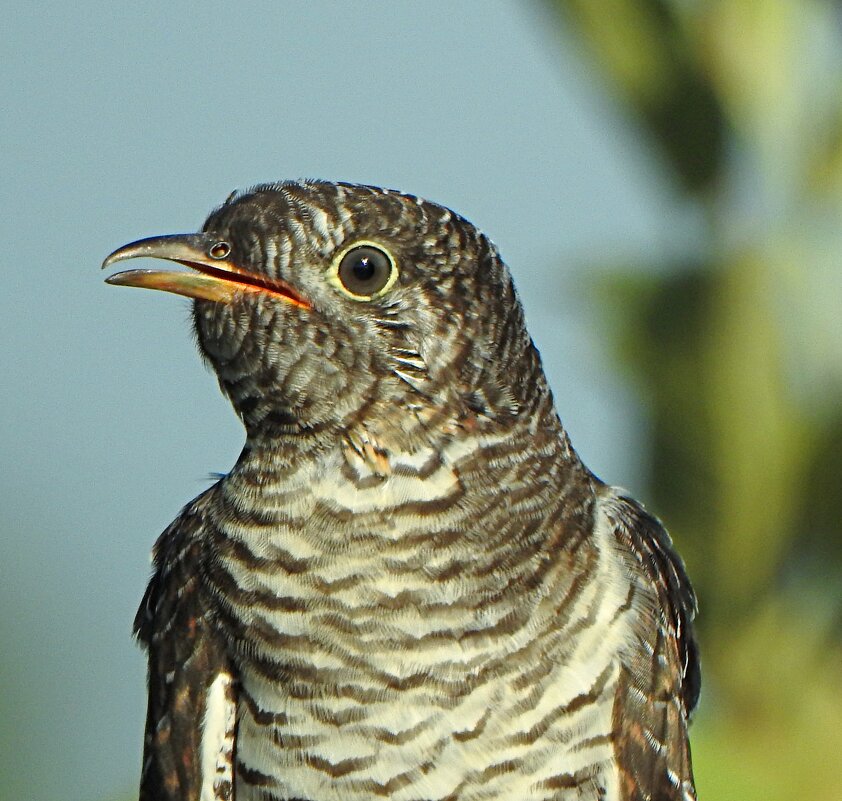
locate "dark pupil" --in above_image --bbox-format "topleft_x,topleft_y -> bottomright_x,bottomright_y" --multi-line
352,256 -> 376,282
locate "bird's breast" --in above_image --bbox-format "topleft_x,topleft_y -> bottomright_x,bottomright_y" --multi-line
202,438 -> 635,800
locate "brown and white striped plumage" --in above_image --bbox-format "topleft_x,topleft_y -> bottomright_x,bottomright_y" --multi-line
114,181 -> 699,801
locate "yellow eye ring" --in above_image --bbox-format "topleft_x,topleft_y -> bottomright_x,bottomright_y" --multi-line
328,241 -> 398,301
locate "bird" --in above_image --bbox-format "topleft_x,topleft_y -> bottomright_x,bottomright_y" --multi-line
103,180 -> 700,801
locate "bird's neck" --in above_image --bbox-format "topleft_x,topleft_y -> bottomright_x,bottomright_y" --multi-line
224,394 -> 594,540
230,338 -> 584,483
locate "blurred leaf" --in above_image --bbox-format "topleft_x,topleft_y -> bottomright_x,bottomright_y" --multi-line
554,0 -> 727,193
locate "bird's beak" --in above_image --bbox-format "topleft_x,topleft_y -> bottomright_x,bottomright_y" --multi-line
102,232 -> 310,308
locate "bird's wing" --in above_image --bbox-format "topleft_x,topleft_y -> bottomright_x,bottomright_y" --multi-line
602,490 -> 700,801
134,489 -> 236,801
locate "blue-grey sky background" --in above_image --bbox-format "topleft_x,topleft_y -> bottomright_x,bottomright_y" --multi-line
1,3 -> 695,799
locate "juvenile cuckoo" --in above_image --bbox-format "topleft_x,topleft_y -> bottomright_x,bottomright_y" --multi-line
103,181 -> 699,801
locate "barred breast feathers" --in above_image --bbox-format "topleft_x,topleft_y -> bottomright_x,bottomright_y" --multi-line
198,424 -> 664,800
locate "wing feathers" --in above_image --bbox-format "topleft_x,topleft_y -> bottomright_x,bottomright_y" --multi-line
134,490 -> 235,801
602,489 -> 700,800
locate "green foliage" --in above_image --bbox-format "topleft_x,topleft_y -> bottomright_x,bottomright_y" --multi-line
548,1 -> 842,797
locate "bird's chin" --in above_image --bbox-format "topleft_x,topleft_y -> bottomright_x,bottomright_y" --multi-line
192,292 -> 306,383
192,294 -> 261,365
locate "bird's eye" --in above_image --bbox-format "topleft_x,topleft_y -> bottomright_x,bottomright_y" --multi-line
208,241 -> 231,260
330,243 -> 398,300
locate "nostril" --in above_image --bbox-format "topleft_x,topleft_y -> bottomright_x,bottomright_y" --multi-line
209,241 -> 231,260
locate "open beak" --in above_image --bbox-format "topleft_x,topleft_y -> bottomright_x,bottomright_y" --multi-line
102,232 -> 310,308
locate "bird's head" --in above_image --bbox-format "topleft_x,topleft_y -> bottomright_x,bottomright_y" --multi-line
104,181 -> 544,441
